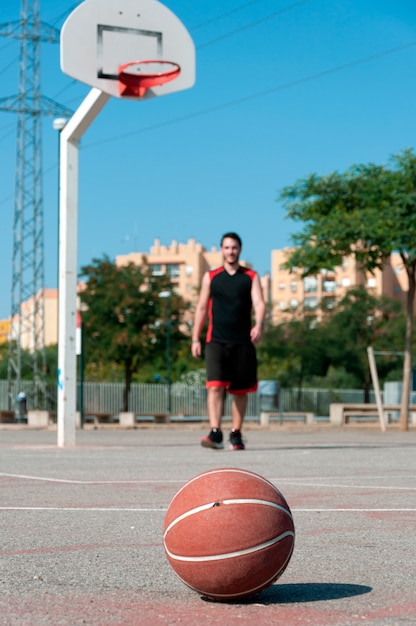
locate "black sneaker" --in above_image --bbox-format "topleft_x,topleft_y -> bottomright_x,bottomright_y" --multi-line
230,429 -> 245,450
201,428 -> 224,449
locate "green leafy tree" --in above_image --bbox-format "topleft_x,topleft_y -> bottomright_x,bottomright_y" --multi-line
323,288 -> 404,399
279,149 -> 416,430
79,256 -> 187,411
258,319 -> 329,393
0,343 -> 8,379
43,344 -> 58,384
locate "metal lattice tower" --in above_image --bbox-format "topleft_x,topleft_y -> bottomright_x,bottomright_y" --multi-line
0,0 -> 72,410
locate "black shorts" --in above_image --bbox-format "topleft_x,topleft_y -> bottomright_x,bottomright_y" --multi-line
205,341 -> 258,394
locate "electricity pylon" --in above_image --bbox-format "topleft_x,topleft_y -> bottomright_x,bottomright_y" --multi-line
0,0 -> 72,410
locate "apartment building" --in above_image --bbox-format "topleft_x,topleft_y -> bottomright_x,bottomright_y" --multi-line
8,288 -> 58,351
0,241 -> 409,348
116,238 -> 222,307
116,237 -> 271,310
271,248 -> 407,324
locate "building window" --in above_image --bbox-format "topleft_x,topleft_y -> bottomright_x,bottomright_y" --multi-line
185,265 -> 193,276
367,277 -> 376,288
278,282 -> 285,290
304,276 -> 317,293
304,296 -> 318,310
149,264 -> 164,276
322,297 -> 336,310
290,281 -> 297,293
278,301 -> 287,310
323,280 -> 336,293
309,318 -> 318,329
342,277 -> 351,287
167,264 -> 180,279
289,298 -> 298,309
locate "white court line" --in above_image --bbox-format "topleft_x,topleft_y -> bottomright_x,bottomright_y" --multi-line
1,472 -> 415,491
0,507 -> 164,511
0,506 -> 415,512
271,480 -> 416,491
274,474 -> 415,481
0,472 -> 183,484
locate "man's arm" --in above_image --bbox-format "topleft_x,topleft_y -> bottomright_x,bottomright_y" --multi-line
191,271 -> 211,358
250,272 -> 266,344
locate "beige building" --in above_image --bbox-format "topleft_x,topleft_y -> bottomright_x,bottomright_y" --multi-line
271,248 -> 408,324
116,238 -> 223,307
0,241 -> 410,348
8,288 -> 58,351
116,237 -> 271,311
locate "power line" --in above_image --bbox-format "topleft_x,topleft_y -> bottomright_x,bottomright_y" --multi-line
0,4 -> 76,85
51,78 -> 80,100
83,39 -> 416,151
0,56 -> 18,77
198,0 -> 311,48
46,5 -> 79,28
191,0 -> 267,30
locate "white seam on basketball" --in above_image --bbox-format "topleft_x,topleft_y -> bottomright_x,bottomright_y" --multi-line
164,501 -> 218,535
222,499 -> 292,518
171,468 -> 278,499
189,544 -> 295,599
164,530 -> 295,562
181,546 -> 295,599
163,498 -> 292,537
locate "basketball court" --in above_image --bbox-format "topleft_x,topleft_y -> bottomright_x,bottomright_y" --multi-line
1,424 -> 415,625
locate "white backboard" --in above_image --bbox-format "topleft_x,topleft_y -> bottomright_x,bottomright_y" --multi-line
61,0 -> 195,99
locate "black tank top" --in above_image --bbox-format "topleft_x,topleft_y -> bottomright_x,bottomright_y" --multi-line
206,266 -> 256,344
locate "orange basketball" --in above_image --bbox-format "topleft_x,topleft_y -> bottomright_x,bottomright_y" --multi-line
163,468 -> 295,601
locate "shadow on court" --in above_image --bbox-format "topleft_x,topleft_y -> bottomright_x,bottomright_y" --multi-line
254,582 -> 373,604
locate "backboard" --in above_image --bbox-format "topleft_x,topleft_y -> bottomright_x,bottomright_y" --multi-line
61,0 -> 195,100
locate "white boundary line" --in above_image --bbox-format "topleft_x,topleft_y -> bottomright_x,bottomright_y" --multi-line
0,506 -> 415,512
1,472 -> 415,490
273,481 -> 416,491
0,472 -> 183,484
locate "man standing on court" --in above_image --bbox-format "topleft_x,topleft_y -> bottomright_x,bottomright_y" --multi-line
191,232 -> 265,450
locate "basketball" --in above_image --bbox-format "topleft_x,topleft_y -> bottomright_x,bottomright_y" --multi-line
163,468 -> 295,601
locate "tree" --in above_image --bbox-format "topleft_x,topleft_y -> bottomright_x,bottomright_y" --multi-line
258,319 -> 329,392
279,149 -> 416,430
79,256 -> 187,411
0,343 -> 8,379
323,288 -> 404,399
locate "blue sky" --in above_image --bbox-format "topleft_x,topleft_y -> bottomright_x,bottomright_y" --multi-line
1,0 -> 416,319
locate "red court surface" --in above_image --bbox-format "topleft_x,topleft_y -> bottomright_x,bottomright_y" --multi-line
0,423 -> 415,625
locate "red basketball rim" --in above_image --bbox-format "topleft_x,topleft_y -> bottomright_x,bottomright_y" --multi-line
118,60 -> 181,90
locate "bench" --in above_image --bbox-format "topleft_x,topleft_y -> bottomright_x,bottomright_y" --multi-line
83,413 -> 114,425
119,412 -> 170,426
259,411 -> 315,426
0,410 -> 16,423
329,403 -> 416,426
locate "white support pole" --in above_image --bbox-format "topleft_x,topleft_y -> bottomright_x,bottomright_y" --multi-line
57,88 -> 110,448
367,346 -> 387,433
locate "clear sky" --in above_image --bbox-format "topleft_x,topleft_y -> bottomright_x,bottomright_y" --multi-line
1,0 -> 416,319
